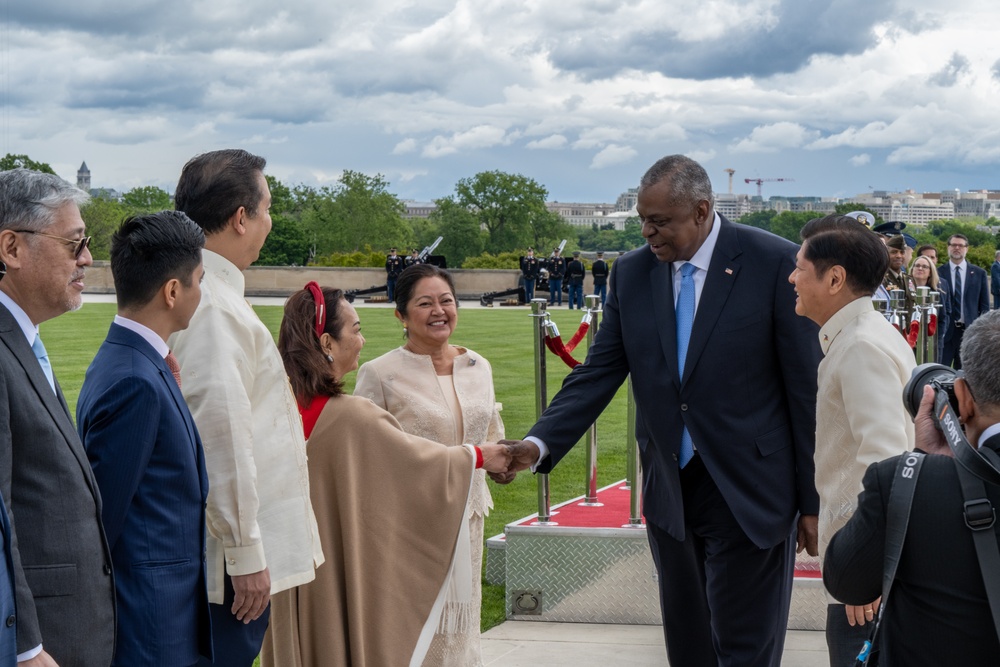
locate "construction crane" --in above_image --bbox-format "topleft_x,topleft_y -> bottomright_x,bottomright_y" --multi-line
724,168 -> 735,194
744,177 -> 794,198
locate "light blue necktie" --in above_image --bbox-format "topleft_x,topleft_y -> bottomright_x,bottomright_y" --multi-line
676,262 -> 697,468
32,334 -> 55,394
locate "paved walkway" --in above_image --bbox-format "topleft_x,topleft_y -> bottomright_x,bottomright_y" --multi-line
482,622 -> 828,666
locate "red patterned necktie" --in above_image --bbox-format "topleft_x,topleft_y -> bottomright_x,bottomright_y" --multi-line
165,351 -> 182,389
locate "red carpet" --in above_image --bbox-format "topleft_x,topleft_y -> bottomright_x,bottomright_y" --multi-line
502,479 -> 822,579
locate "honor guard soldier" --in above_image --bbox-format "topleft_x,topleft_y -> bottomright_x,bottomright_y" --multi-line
547,247 -> 565,306
566,250 -> 585,310
592,250 -> 609,304
386,247 -> 405,301
405,248 -> 423,267
882,233 -> 918,331
520,247 -> 539,302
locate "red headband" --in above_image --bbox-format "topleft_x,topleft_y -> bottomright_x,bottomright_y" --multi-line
304,281 -> 326,338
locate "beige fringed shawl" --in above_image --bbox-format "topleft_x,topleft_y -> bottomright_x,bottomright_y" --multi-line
261,394 -> 474,667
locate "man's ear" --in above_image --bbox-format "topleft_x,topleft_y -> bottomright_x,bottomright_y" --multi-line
162,278 -> 181,309
229,206 -> 248,237
955,377 -> 977,425
0,230 -> 24,269
826,265 -> 848,295
694,200 -> 711,225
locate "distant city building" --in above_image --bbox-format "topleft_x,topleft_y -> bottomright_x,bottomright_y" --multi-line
615,188 -> 638,212
77,161 -> 90,191
402,200 -> 437,219
546,201 -> 632,230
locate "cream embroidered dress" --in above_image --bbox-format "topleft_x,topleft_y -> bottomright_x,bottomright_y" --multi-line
355,346 -> 504,667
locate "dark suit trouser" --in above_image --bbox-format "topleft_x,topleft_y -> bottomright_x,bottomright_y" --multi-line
825,604 -> 870,667
646,455 -> 794,667
197,572 -> 270,667
941,325 -> 965,369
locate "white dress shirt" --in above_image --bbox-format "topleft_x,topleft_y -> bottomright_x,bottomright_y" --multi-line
169,250 -> 323,603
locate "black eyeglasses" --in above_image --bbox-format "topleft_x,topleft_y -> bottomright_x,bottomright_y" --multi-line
11,230 -> 92,258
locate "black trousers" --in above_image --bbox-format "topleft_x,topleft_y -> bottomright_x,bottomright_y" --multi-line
941,324 -> 965,369
826,603 -> 871,666
645,455 -> 795,667
196,572 -> 271,667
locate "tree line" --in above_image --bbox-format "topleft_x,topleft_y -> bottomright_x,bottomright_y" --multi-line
4,153 -> 999,269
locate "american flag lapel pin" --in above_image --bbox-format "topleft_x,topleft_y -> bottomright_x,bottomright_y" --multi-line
724,268 -> 733,275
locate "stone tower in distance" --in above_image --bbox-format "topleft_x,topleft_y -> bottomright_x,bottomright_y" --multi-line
77,161 -> 90,191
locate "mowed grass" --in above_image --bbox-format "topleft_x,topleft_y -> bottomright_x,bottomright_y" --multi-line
42,300 -> 631,633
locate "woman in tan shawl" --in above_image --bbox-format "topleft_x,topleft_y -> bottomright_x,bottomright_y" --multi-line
260,283 -> 515,667
354,264 -> 504,666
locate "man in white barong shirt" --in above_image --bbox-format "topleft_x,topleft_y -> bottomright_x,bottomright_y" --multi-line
170,149 -> 323,667
789,215 -> 914,667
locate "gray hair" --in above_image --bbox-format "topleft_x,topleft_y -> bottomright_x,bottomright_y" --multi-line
0,169 -> 90,233
638,155 -> 715,210
960,309 -> 1000,408
995,250 -> 1000,260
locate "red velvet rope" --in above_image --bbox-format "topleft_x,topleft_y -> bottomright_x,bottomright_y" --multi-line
906,314 -> 939,349
544,319 -> 592,368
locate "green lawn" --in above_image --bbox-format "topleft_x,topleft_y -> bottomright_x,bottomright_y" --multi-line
43,301 -> 630,633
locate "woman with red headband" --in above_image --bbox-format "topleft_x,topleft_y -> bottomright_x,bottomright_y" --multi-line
260,282 -> 515,667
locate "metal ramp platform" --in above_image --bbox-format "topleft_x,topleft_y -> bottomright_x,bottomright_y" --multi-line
486,480 -> 827,630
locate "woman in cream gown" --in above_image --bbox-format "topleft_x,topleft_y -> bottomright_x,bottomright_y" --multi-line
355,264 -> 504,667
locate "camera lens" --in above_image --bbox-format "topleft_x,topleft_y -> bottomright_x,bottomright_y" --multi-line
902,363 -> 957,419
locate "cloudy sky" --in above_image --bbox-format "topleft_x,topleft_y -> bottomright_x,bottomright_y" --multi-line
3,0 -> 1000,204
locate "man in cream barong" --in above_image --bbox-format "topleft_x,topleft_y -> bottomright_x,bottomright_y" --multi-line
170,149 -> 323,666
788,214 -> 914,666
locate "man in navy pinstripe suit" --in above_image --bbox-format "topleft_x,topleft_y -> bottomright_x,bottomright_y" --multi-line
78,211 -> 212,666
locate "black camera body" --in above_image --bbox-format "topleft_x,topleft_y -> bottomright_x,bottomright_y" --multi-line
903,363 -> 961,420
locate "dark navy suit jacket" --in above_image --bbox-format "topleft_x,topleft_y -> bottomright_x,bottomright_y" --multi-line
78,323 -> 212,666
531,216 -> 821,549
939,262 -> 990,338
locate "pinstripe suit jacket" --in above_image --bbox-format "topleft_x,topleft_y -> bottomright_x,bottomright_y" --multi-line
0,302 -> 115,665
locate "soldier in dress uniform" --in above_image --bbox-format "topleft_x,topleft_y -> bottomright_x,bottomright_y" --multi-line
566,250 -> 585,310
385,247 -> 405,301
547,247 -> 565,306
591,250 -> 609,305
405,248 -> 423,267
882,233 -> 918,334
520,247 -> 539,303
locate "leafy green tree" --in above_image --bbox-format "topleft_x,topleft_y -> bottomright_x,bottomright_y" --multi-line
121,186 -> 171,212
79,197 -> 130,260
301,171 -> 411,255
255,175 -> 312,266
430,198 -> 484,267
738,210 -> 777,231
0,154 -> 55,174
768,211 -> 817,243
448,170 -> 560,253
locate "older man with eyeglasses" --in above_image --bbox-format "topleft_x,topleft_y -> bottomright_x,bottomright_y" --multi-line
0,168 -> 115,666
939,233 -> 990,369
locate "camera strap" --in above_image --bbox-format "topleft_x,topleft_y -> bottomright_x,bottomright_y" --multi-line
930,394 -> 1000,644
934,392 -> 1000,486
856,451 -> 925,665
954,463 -> 1000,645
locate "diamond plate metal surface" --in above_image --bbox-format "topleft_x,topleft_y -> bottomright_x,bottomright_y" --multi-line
485,534 -> 506,586
505,526 -> 660,624
501,526 -> 826,630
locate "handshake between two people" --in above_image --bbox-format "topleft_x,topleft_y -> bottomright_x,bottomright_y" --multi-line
478,439 -> 541,485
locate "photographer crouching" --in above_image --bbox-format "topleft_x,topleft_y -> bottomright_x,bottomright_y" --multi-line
824,309 -> 1000,666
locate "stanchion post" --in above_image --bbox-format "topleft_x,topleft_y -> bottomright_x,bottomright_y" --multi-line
530,298 -> 555,525
927,290 -> 939,364
915,286 -> 929,364
624,376 -> 643,528
581,295 -> 603,506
